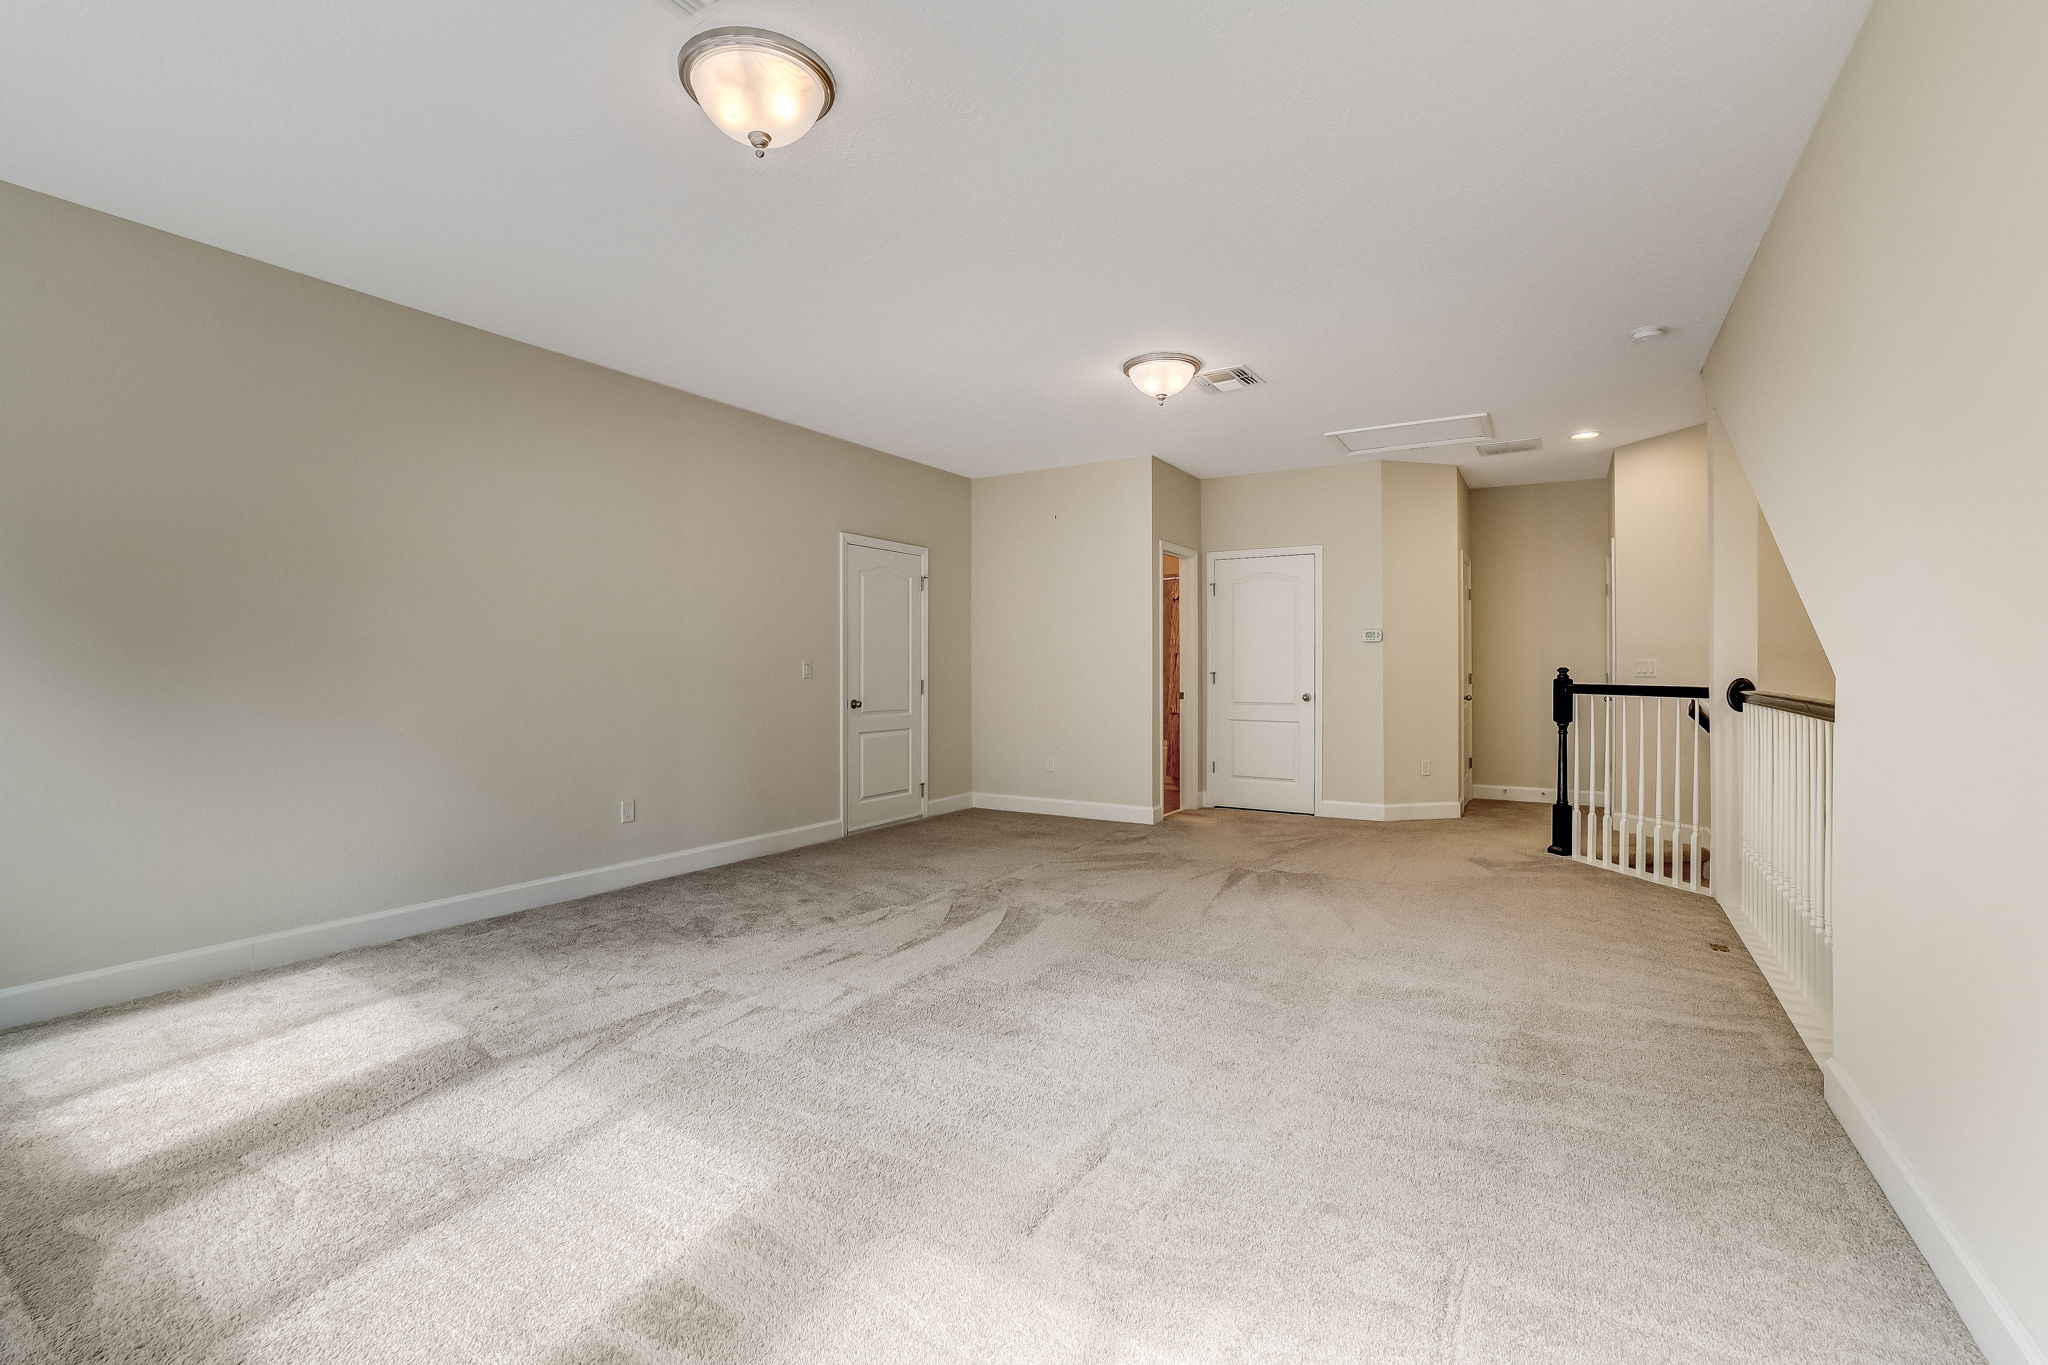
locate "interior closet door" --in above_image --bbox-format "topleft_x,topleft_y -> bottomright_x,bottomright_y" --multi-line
843,538 -> 926,832
1205,550 -> 1318,814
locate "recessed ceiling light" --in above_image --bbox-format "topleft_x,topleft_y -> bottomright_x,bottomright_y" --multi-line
1123,353 -> 1202,405
677,27 -> 836,158
1572,430 -> 1601,440
1629,326 -> 1670,342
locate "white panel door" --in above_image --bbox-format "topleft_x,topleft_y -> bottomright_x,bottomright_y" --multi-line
843,540 -> 925,832
1206,551 -> 1318,814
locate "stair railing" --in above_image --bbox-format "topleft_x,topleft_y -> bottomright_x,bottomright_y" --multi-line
1724,678 -> 1836,1051
1546,667 -> 1714,893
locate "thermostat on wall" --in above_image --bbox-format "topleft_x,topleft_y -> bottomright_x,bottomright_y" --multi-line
1361,628 -> 1384,643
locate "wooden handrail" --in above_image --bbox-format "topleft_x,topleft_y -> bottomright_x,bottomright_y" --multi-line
1725,678 -> 1835,723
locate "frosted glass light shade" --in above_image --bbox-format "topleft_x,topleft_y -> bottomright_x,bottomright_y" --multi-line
1123,353 -> 1201,404
679,28 -> 835,156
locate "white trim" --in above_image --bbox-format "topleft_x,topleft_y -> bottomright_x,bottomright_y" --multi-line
970,792 -> 1155,824
1470,784 -> 1554,803
0,818 -> 842,1033
1824,1063 -> 2045,1365
1315,799 -> 1465,822
839,532 -> 931,835
1203,545 -> 1323,817
925,792 -> 973,816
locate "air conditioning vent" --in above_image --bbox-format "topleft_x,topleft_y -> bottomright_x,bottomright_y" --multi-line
1475,437 -> 1544,456
666,0 -> 722,13
1195,366 -> 1264,393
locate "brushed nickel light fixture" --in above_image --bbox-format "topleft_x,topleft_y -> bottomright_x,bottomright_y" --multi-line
677,27 -> 836,158
1123,353 -> 1202,405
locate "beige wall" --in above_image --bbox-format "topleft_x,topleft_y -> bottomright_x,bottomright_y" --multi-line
1706,414 -> 1761,910
1705,0 -> 2048,1353
1756,512 -> 1834,701
1380,463 -> 1465,810
1200,461 -> 1386,809
970,458 -> 1155,812
1469,479 -> 1610,792
0,181 -> 972,989
1611,426 -> 1711,687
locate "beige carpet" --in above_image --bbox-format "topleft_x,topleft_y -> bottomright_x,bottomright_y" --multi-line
0,802 -> 1980,1363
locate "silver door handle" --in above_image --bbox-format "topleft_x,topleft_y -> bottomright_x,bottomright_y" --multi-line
849,699 -> 862,709
1302,693 -> 1313,702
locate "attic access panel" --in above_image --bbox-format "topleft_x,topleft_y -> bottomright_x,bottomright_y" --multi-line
1325,413 -> 1493,456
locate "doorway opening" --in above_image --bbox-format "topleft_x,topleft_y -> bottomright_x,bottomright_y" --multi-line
1163,552 -> 1183,814
1160,540 -> 1199,817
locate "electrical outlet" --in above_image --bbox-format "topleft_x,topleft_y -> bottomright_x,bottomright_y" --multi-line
1633,658 -> 1658,678
1421,759 -> 1433,777
1045,756 -> 1056,772
618,799 -> 635,824
801,659 -> 813,679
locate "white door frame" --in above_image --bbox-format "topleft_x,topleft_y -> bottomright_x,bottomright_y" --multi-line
1159,539 -> 1199,814
838,532 -> 930,835
1203,545 -> 1324,816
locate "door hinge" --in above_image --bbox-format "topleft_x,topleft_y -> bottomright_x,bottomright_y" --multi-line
1210,582 -> 1217,596
1467,756 -> 1474,768
1209,671 -> 1216,684
919,678 -> 926,695
920,781 -> 926,796
1211,760 -> 1217,774
920,576 -> 928,591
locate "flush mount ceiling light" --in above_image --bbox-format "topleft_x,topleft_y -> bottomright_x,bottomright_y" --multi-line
1630,326 -> 1670,342
1123,353 -> 1201,405
677,27 -> 835,158
1572,430 -> 1602,440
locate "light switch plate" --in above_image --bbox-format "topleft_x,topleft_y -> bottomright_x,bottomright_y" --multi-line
1633,658 -> 1658,678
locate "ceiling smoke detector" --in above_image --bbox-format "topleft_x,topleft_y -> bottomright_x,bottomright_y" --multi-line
1475,438 -> 1543,456
1194,365 -> 1264,393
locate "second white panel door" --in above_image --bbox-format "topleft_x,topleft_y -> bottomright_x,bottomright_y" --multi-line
843,541 -> 925,832
1206,551 -> 1318,814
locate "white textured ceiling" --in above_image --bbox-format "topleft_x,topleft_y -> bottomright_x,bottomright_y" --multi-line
0,0 -> 1868,486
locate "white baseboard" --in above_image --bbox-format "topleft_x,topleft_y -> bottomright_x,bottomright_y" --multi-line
1825,1063 -> 2044,1365
926,792 -> 973,816
1716,892 -> 1832,1062
1471,784 -> 1554,803
969,792 -> 1155,825
1316,800 -> 1465,822
0,817 -> 843,1034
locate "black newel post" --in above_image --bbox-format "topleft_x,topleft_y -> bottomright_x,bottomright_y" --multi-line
1547,667 -> 1573,856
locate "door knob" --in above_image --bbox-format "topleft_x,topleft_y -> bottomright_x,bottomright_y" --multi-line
1464,694 -> 1473,701
1301,693 -> 1313,702
849,699 -> 862,709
